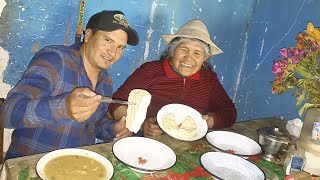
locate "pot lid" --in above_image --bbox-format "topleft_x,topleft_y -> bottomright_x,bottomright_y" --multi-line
257,126 -> 291,141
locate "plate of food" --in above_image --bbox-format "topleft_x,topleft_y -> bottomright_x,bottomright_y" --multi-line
201,152 -> 265,180
112,137 -> 176,173
36,148 -> 114,180
206,131 -> 261,158
157,103 -> 208,141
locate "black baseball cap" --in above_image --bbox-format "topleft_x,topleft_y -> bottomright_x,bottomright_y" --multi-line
86,10 -> 139,46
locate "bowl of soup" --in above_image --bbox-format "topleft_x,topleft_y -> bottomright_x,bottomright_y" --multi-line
36,148 -> 113,180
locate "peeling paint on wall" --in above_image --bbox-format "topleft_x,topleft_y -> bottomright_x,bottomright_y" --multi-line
0,0 -> 6,16
192,0 -> 202,12
143,27 -> 154,61
143,0 -> 166,63
0,47 -> 12,98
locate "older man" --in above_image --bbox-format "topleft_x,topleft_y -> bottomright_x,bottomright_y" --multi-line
109,19 -> 237,136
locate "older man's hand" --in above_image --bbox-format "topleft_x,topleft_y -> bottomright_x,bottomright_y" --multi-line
113,116 -> 133,141
202,114 -> 214,129
142,117 -> 163,137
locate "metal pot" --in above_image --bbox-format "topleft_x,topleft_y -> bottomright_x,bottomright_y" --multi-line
257,126 -> 291,164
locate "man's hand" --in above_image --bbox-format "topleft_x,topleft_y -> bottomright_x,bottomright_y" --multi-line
113,105 -> 128,121
66,87 -> 101,122
113,116 -> 133,141
202,114 -> 214,129
142,117 -> 163,137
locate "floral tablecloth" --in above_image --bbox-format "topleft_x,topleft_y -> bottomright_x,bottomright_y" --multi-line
108,141 -> 284,180
1,117 -> 287,180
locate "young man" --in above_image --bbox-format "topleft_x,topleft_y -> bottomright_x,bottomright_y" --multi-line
0,10 -> 139,159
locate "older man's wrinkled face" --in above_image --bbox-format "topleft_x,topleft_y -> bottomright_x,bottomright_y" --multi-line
171,40 -> 207,77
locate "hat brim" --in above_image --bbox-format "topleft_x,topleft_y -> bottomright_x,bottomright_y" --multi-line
98,25 -> 139,46
122,27 -> 139,46
161,34 -> 223,56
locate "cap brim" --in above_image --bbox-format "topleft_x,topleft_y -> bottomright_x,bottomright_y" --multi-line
161,34 -> 223,56
122,27 -> 139,46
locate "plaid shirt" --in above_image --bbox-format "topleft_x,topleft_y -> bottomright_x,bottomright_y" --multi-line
0,43 -> 116,159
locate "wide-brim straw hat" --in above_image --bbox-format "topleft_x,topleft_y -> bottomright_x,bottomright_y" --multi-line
161,19 -> 223,56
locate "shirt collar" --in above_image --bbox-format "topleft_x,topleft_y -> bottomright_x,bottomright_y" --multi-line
70,43 -> 88,74
70,43 -> 82,64
163,58 -> 200,80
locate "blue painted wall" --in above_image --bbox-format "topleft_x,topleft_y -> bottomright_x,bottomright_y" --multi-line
236,0 -> 320,120
0,0 -> 319,121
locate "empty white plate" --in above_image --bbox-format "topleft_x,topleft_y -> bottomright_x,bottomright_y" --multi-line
36,148 -> 114,180
112,137 -> 176,173
201,152 -> 265,180
157,103 -> 208,141
206,131 -> 261,158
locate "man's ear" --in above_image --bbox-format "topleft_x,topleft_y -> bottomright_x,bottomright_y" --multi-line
83,29 -> 93,42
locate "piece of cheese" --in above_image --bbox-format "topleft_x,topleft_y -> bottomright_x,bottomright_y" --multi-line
126,89 -> 152,133
163,114 -> 197,139
163,113 -> 176,130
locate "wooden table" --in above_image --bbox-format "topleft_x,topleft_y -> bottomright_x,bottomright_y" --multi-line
1,117 -> 287,180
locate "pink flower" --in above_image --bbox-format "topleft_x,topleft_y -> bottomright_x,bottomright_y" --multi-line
271,22 -> 320,116
291,48 -> 304,57
289,48 -> 304,64
279,48 -> 304,64
290,56 -> 300,64
279,48 -> 288,58
272,59 -> 287,76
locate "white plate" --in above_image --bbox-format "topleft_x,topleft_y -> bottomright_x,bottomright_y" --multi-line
206,131 -> 261,158
112,137 -> 176,172
128,167 -> 154,174
201,152 -> 265,180
36,148 -> 114,180
157,103 -> 208,141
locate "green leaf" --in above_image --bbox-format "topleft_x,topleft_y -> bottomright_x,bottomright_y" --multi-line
296,92 -> 305,106
18,165 -> 30,180
298,103 -> 319,116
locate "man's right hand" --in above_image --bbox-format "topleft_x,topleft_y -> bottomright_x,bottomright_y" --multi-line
66,87 -> 101,122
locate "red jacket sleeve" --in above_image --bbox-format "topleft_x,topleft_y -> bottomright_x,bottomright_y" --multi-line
208,71 -> 237,130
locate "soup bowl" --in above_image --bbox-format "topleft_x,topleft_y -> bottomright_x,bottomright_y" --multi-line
36,148 -> 114,180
